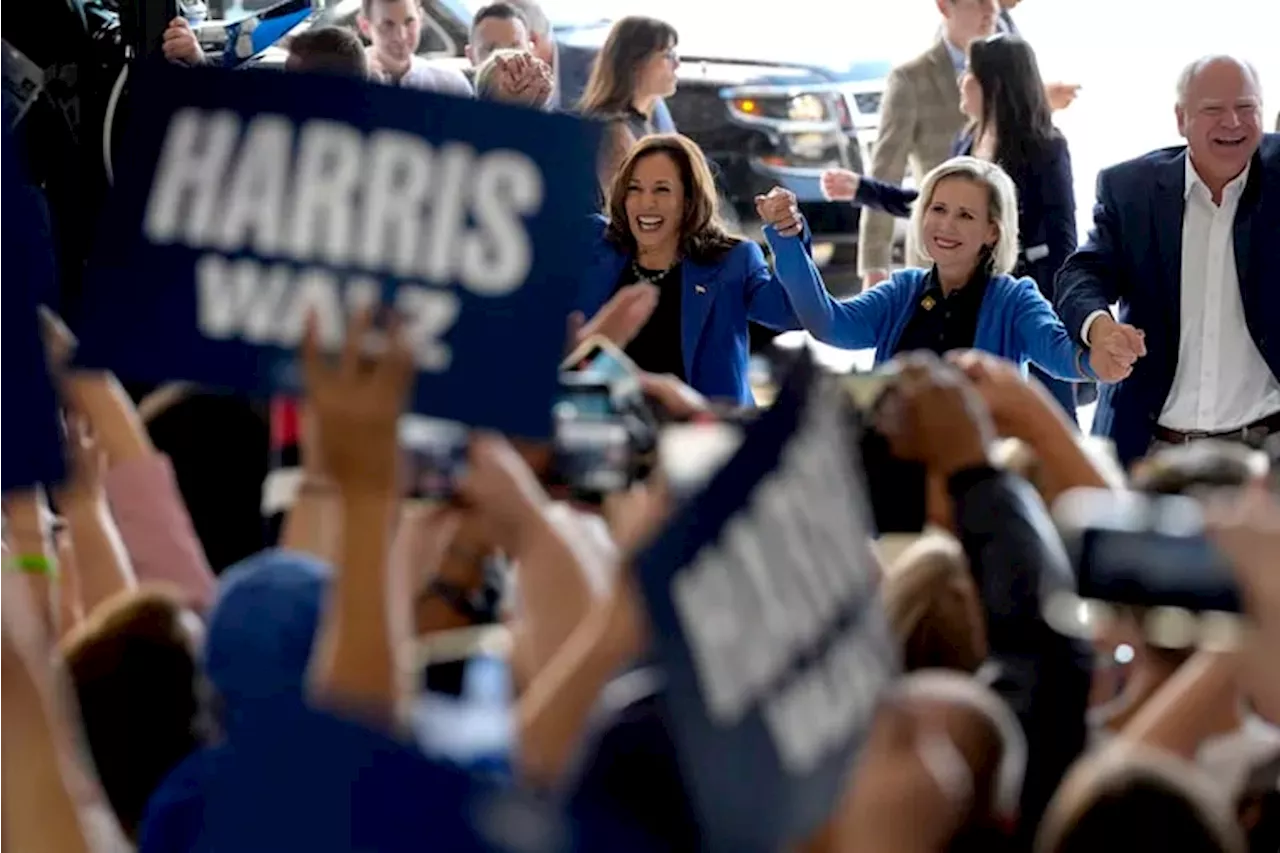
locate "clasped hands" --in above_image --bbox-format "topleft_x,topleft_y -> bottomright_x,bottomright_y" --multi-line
1086,315 -> 1147,383
753,186 -> 804,237
489,52 -> 553,107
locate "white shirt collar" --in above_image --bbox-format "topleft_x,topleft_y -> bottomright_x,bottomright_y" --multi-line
1184,152 -> 1251,202
942,38 -> 967,75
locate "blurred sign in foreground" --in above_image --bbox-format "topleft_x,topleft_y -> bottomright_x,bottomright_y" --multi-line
634,352 -> 898,852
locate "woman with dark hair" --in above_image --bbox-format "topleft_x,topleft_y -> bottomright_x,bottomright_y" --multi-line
822,33 -> 1083,416
575,133 -> 804,404
578,16 -> 681,190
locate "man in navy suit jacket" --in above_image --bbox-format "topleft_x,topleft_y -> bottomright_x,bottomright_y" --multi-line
503,0 -> 675,131
1055,55 -> 1280,466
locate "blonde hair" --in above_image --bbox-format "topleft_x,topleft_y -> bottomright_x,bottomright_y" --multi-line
909,156 -> 1021,275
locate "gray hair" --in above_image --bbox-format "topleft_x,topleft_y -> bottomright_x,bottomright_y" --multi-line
909,156 -> 1020,276
501,0 -> 550,37
1175,55 -> 1263,106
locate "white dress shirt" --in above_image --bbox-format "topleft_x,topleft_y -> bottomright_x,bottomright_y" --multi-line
373,53 -> 474,98
1083,156 -> 1280,432
1160,158 -> 1280,431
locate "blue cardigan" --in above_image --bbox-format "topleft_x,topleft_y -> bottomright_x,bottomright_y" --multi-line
764,226 -> 1095,381
576,217 -> 805,404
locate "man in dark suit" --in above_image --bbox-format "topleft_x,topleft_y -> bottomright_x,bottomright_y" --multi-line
1056,55 -> 1280,466
503,0 -> 674,131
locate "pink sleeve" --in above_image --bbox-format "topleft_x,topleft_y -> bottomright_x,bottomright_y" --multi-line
103,454 -> 217,612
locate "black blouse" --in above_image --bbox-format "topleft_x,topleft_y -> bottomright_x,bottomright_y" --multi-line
616,260 -> 685,380
892,264 -> 990,358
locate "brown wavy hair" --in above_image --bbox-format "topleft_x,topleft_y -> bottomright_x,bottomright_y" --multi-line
578,16 -> 678,117
604,133 -> 741,264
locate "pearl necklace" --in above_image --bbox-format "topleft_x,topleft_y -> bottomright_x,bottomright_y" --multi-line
632,257 -> 679,286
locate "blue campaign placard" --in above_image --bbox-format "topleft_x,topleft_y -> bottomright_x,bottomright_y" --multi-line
193,700 -> 653,853
2,125 -> 67,491
633,353 -> 898,852
74,65 -> 602,439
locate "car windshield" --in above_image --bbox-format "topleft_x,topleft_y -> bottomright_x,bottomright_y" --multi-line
454,0 -> 938,72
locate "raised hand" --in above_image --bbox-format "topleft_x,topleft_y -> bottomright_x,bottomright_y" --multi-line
455,432 -> 550,553
301,307 -> 415,495
1045,82 -> 1081,112
878,353 -> 994,477
567,282 -> 659,352
947,349 -> 1057,438
162,17 -> 206,65
820,168 -> 861,202
754,186 -> 803,237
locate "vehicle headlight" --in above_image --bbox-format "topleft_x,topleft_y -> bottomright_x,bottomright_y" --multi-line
786,94 -> 826,122
729,93 -> 831,123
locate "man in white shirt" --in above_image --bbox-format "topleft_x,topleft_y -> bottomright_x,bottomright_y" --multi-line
358,0 -> 473,97
1055,55 -> 1280,465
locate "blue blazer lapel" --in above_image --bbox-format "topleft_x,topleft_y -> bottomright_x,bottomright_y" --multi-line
1153,153 -> 1186,368
680,258 -> 719,380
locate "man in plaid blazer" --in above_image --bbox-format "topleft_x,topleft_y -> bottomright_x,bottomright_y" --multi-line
858,0 -> 999,290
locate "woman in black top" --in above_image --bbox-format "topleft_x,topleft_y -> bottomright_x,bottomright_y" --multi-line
822,34 -> 1085,417
578,16 -> 681,193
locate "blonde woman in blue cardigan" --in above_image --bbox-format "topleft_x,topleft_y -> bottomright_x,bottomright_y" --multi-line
755,157 -> 1134,385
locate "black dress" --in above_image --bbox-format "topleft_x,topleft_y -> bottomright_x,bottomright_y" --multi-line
615,259 -> 685,380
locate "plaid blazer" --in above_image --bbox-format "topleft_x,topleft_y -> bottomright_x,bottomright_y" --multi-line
858,40 -> 969,275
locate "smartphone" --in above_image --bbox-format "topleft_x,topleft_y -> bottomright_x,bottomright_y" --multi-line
658,422 -> 744,502
561,334 -> 639,381
554,374 -> 618,421
400,415 -> 469,501
840,371 -> 927,535
553,418 -> 632,498
1053,488 -> 1243,613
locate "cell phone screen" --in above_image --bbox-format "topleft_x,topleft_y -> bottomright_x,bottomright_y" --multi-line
554,384 -> 616,420
554,419 -> 631,496
400,416 -> 469,500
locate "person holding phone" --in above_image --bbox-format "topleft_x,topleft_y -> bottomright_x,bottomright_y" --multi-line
576,133 -> 806,406
755,158 -> 1132,387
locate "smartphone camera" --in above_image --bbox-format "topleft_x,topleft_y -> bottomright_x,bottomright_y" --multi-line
400,415 -> 469,501
839,371 -> 928,536
550,372 -> 656,504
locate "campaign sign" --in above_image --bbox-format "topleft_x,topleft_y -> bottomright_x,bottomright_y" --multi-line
2,126 -> 66,490
195,699 -> 653,853
633,352 -> 898,852
74,65 -> 601,439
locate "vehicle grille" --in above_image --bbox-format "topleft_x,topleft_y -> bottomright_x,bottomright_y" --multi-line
852,91 -> 882,116
666,85 -> 731,135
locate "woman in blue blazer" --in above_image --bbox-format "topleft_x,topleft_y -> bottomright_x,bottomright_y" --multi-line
575,133 -> 803,404
822,34 -> 1085,414
760,157 -> 1130,386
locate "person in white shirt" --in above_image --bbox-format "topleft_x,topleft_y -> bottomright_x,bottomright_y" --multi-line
1055,55 -> 1280,466
357,0 -> 473,97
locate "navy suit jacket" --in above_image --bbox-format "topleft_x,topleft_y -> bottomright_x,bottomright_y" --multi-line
575,216 -> 806,404
554,42 -> 675,131
1054,134 -> 1280,465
